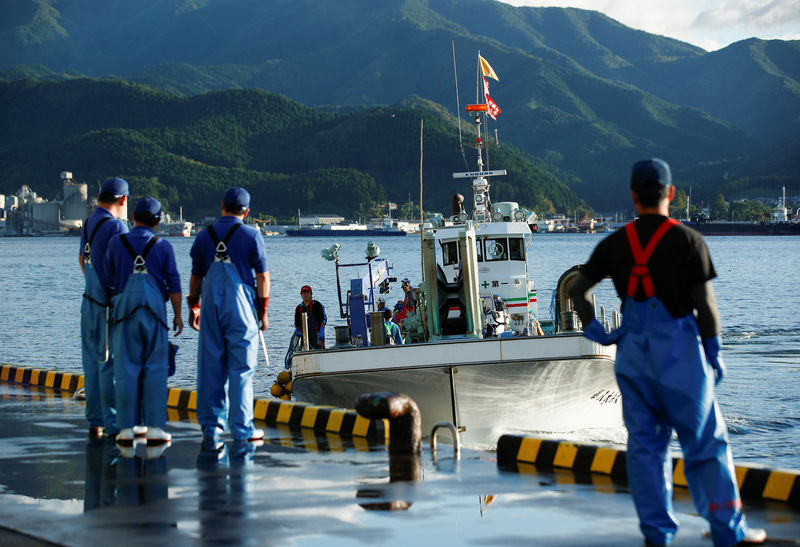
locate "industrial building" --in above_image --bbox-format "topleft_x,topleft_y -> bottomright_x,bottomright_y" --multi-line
0,172 -> 127,236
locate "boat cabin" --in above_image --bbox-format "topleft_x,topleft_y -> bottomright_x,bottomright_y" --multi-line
424,201 -> 537,339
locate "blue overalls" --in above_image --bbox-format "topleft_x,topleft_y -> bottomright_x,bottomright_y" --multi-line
615,219 -> 747,547
111,234 -> 169,431
197,224 -> 260,441
81,216 -> 119,433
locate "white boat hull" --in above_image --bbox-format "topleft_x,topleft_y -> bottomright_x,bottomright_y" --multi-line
291,334 -> 623,447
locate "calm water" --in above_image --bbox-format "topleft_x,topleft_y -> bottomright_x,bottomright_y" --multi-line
1,233 -> 798,466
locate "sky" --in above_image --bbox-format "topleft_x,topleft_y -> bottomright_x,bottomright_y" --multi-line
500,0 -> 800,51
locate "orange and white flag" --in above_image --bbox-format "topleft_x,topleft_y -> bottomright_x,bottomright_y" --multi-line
479,55 -> 499,81
486,95 -> 501,120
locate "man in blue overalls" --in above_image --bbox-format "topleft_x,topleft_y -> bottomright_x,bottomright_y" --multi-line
105,197 -> 183,447
187,187 -> 270,443
569,159 -> 765,546
79,177 -> 129,438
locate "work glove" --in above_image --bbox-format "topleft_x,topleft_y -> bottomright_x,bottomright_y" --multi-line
317,328 -> 325,349
702,335 -> 726,384
187,295 -> 201,331
582,318 -> 624,346
256,297 -> 269,331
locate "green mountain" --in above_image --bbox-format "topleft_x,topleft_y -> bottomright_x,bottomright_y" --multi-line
1,0 -> 798,209
0,78 -> 586,219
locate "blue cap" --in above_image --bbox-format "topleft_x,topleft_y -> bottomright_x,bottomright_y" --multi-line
401,278 -> 411,285
223,187 -> 250,212
631,158 -> 671,191
100,177 -> 129,198
134,197 -> 162,220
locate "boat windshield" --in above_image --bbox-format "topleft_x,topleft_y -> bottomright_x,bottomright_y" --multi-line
485,237 -> 508,261
442,241 -> 459,266
509,237 -> 525,260
441,236 -> 525,265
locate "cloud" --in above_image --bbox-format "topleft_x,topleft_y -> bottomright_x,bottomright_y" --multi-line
499,0 -> 800,50
693,0 -> 800,30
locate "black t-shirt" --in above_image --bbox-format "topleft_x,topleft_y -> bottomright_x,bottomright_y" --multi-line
294,300 -> 326,331
580,215 -> 716,318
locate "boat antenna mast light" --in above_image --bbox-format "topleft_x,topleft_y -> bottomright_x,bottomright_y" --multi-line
453,104 -> 506,223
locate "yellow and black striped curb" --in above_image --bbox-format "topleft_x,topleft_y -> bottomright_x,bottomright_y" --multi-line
497,434 -> 800,507
0,363 -> 84,392
0,364 -> 387,442
167,387 -> 387,441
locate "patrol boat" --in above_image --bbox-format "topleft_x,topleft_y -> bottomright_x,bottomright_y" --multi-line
288,70 -> 622,447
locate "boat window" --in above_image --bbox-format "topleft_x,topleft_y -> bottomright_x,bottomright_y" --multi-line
509,237 -> 525,261
442,241 -> 459,266
476,239 -> 483,262
485,237 -> 508,261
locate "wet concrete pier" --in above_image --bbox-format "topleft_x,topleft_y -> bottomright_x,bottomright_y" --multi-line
0,376 -> 798,545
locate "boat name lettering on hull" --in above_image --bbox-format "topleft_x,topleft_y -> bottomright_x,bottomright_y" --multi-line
591,389 -> 621,405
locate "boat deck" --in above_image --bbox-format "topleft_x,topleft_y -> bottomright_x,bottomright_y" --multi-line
0,381 -> 798,546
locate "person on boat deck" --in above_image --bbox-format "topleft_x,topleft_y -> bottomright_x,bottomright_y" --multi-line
104,197 -> 183,446
392,301 -> 404,324
294,285 -> 326,349
393,278 -> 415,326
568,159 -> 765,547
383,308 -> 403,345
401,278 -> 415,312
187,187 -> 270,444
79,177 -> 129,439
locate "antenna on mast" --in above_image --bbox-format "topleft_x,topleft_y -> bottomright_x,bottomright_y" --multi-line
453,42 -> 469,170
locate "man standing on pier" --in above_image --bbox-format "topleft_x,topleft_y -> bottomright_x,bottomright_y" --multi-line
104,197 -> 183,446
79,177 -> 129,438
187,187 -> 270,444
568,159 -> 765,546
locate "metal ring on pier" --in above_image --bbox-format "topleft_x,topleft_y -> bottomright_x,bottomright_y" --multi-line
430,422 -> 461,460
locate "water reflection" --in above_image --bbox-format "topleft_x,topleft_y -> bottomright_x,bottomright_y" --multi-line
84,437 -> 118,512
197,439 -> 258,543
84,438 -> 170,512
116,448 -> 169,507
356,452 -> 421,512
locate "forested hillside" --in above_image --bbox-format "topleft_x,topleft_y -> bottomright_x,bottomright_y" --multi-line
1,0 -> 798,209
0,79 -> 586,219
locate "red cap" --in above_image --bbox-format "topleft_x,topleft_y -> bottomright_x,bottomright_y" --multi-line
301,285 -> 312,294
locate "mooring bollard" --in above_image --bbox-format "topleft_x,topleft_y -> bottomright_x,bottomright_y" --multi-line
355,391 -> 421,455
355,392 -> 421,483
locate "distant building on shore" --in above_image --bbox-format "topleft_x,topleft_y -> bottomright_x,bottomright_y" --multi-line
298,213 -> 345,226
1,172 -> 126,236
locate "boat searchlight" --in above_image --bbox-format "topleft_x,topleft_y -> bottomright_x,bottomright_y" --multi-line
365,241 -> 381,260
321,243 -> 341,262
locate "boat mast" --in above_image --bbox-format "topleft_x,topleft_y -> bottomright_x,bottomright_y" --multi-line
686,187 -> 691,221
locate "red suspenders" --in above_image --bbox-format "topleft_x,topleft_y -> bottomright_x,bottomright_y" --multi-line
624,218 -> 679,298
